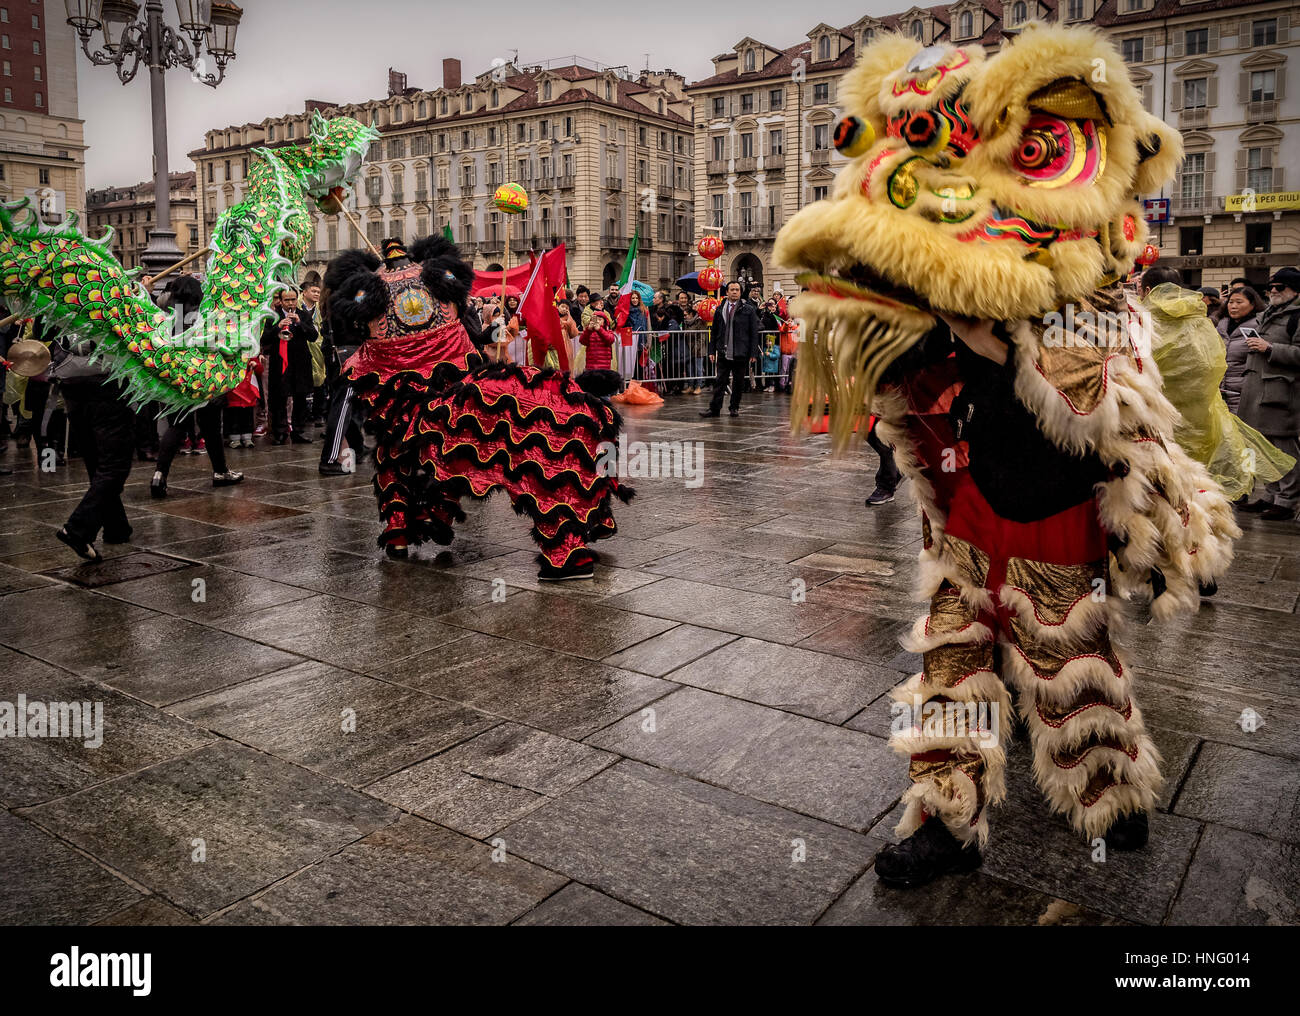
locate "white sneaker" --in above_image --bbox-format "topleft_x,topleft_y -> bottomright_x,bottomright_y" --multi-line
229,437 -> 241,448
241,434 -> 254,447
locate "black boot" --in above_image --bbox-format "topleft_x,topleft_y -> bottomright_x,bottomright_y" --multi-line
875,818 -> 982,889
1103,810 -> 1148,851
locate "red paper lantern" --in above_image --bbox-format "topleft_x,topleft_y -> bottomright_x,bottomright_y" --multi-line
698,265 -> 724,293
697,236 -> 725,261
696,296 -> 720,324
1135,242 -> 1159,266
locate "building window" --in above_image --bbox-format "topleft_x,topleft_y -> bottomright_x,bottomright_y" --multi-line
812,185 -> 829,201
393,105 -> 402,123
31,39 -> 37,54
740,132 -> 755,158
1185,28 -> 1208,55
769,128 -> 783,155
224,159 -> 231,179
605,81 -> 612,100
813,82 -> 829,104
1250,70 -> 1276,102
267,124 -> 276,142
0,11 -> 7,23
813,123 -> 830,150
769,88 -> 783,107
1,87 -> 7,102
636,158 -> 647,183
1246,222 -> 1272,253
959,12 -> 973,37
1246,148 -> 1272,192
1181,152 -> 1206,203
911,21 -> 923,41
207,163 -> 213,183
740,93 -> 753,113
189,225 -> 199,246
417,100 -> 426,118
1179,225 -> 1203,256
365,175 -> 383,201
287,121 -> 295,139
1253,19 -> 1277,47
487,127 -> 496,146
32,90 -> 39,107
1183,78 -> 1207,109
2,36 -> 9,50
1067,0 -> 1084,20
712,96 -> 725,117
2,61 -> 8,75
710,193 -> 724,228
638,126 -> 646,145
712,135 -> 725,160
744,49 -> 755,72
542,80 -> 552,101
1122,38 -> 1144,63
490,88 -> 498,107
817,36 -> 831,61
32,65 -> 39,81
388,138 -> 406,159
440,96 -> 448,114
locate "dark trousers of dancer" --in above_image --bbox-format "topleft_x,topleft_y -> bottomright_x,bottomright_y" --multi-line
867,418 -> 902,494
320,380 -> 364,467
224,406 -> 254,438
62,381 -> 134,543
157,397 -> 228,478
708,355 -> 750,414
267,354 -> 307,441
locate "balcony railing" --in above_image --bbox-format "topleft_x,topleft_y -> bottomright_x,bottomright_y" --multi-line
809,149 -> 832,166
600,234 -> 630,248
733,157 -> 757,173
706,160 -> 727,176
415,190 -> 428,203
1178,107 -> 1209,128
606,176 -> 623,190
1170,193 -> 1216,215
764,153 -> 785,171
436,187 -> 450,200
556,175 -> 575,190
535,176 -> 555,190
459,185 -> 475,197
1246,99 -> 1277,123
656,184 -> 672,200
480,237 -> 505,253
724,220 -> 780,239
391,192 -> 405,206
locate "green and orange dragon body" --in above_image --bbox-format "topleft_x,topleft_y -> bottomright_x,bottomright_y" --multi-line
0,112 -> 377,412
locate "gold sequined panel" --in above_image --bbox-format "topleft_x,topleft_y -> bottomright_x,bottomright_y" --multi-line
925,640 -> 996,689
928,587 -> 980,636
908,750 -> 988,821
1013,634 -> 1122,684
1005,556 -> 1106,629
1079,767 -> 1122,807
941,535 -> 991,589
1032,293 -> 1135,416
1052,732 -> 1138,770
1036,686 -> 1132,728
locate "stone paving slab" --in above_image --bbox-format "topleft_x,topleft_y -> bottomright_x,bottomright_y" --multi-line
638,548 -> 843,599
513,883 -> 669,926
0,810 -> 142,925
601,624 -> 737,677
665,637 -> 901,724
1173,742 -> 1300,843
99,564 -> 316,621
501,761 -> 870,925
587,687 -> 903,831
371,633 -> 675,740
1168,824 -> 1299,926
22,741 -> 398,919
212,816 -> 565,926
41,551 -> 197,589
173,660 -> 497,786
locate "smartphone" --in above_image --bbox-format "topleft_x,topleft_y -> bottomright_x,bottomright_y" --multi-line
1239,327 -> 1261,340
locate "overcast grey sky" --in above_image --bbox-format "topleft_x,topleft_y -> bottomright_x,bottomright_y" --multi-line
79,0 -> 900,188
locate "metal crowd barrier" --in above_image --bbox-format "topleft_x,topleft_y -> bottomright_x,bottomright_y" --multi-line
588,328 -> 795,391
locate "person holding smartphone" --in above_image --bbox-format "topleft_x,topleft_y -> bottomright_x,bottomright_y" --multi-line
1218,285 -> 1266,414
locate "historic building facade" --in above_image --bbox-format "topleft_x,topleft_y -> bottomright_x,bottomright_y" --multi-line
686,0 -> 1298,293
191,60 -> 695,290
85,171 -> 200,271
0,0 -> 86,227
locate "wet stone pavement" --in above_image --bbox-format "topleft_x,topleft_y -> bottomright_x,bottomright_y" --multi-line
1,392 -> 1297,927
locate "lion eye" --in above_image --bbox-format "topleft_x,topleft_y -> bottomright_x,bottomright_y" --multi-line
1015,130 -> 1059,170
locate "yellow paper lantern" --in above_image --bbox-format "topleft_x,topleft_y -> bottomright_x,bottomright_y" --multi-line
493,182 -> 529,214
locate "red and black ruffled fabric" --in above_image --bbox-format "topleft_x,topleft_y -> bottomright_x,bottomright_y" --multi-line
344,320 -> 633,568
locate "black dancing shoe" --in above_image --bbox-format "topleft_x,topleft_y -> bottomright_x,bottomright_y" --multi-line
290,433 -> 314,444
384,542 -> 409,560
318,461 -> 348,476
212,470 -> 244,488
150,471 -> 167,499
537,558 -> 595,582
865,486 -> 896,507
1103,811 -> 1149,851
55,527 -> 101,563
874,818 -> 982,889
699,409 -> 720,418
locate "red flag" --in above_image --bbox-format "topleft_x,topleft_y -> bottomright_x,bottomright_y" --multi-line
521,253 -> 567,370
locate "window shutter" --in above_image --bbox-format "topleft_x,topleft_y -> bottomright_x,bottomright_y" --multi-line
1261,146 -> 1273,168
1170,82 -> 1183,111
1238,21 -> 1250,48
1204,151 -> 1217,198
1170,32 -> 1184,58
1143,83 -> 1153,111
1274,166 -> 1284,190
1278,15 -> 1289,43
1239,71 -> 1250,103
1235,148 -> 1247,191
1145,33 -> 1156,58
1208,23 -> 1219,52
1207,75 -> 1218,107
1276,68 -> 1287,101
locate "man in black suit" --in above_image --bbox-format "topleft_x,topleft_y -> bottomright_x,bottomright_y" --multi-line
261,288 -> 317,444
702,281 -> 760,418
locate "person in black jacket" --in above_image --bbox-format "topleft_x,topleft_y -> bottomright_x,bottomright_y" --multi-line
702,281 -> 760,417
261,288 -> 316,444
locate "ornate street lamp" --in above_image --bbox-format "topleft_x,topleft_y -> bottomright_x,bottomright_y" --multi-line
65,0 -> 244,282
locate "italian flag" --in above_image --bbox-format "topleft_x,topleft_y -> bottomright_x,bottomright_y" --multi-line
614,226 -> 640,327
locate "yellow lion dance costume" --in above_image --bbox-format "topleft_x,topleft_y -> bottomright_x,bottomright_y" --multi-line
775,25 -> 1240,887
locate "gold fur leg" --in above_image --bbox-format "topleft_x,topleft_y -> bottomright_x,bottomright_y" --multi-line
891,536 -> 1013,847
999,555 -> 1163,841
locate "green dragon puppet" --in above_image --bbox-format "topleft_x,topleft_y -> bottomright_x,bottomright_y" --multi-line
0,112 -> 376,413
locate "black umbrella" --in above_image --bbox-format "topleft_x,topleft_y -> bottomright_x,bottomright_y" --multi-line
675,271 -> 707,296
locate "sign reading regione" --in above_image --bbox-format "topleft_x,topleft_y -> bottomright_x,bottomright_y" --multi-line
1224,191 -> 1300,213
1142,198 -> 1171,224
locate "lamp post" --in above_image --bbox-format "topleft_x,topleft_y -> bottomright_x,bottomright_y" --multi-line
64,1 -> 243,286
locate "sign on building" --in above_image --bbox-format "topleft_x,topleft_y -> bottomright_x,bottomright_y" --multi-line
1142,197 -> 1170,224
1223,192 -> 1300,213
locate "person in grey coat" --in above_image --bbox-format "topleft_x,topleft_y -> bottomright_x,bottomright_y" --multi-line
1217,285 -> 1265,413
1238,267 -> 1300,520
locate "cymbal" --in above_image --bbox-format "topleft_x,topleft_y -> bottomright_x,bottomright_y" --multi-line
4,339 -> 51,378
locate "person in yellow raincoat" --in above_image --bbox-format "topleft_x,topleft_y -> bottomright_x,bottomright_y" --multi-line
1139,269 -> 1295,501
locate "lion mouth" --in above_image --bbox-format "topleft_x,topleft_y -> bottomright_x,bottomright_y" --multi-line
795,264 -> 930,313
